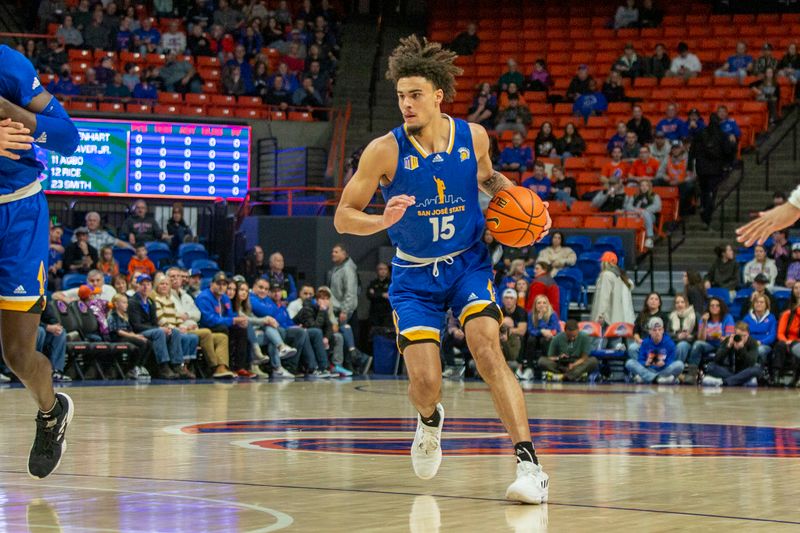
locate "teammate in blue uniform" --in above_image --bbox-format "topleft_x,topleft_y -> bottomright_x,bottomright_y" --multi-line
334,36 -> 551,504
0,44 -> 79,479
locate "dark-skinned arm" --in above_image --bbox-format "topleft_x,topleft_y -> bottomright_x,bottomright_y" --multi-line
0,89 -> 79,156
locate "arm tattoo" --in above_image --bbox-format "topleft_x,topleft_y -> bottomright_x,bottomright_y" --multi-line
481,171 -> 513,197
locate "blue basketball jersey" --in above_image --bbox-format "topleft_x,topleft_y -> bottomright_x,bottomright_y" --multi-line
381,116 -> 484,258
0,45 -> 45,194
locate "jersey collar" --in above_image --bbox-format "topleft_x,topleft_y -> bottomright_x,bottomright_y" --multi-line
403,114 -> 455,159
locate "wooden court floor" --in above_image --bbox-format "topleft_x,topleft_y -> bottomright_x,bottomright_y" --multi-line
1,378 -> 800,532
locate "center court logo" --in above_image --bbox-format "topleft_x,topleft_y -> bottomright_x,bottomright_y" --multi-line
165,418 -> 800,458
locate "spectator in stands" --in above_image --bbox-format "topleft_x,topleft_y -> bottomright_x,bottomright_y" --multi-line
121,200 -> 168,245
57,15 -> 83,47
659,140 -> 694,213
626,178 -> 661,248
39,37 -> 68,75
645,43 -> 670,79
770,230 -> 791,286
265,75 -> 293,109
744,245 -> 778,287
525,261 -> 560,315
48,225 -> 64,291
274,0 -> 292,25
105,73 -> 131,98
517,295 -> 560,380
628,145 -> 660,181
648,131 -> 670,166
533,122 -> 558,158
685,108 -> 706,140
64,227 -> 98,274
271,62 -> 300,93
81,211 -> 133,251
128,274 -> 179,379
527,59 -> 552,92
656,103 -> 687,141
573,79 -> 608,121
498,58 -> 524,93
293,76 -> 325,109
248,278 -> 300,377
114,16 -> 135,51
701,322 -> 761,387
683,270 -> 707,318
448,22 -> 479,56
566,65 -> 593,102
187,24 -> 212,56
777,42 -> 800,97
607,122 -> 628,154
306,61 -> 330,103
97,246 -> 120,278
590,251 -> 635,325
94,57 -> 116,86
551,165 -> 578,207
161,52 -> 203,94
593,175 -> 627,212
629,292 -> 669,356
72,0 -> 92,31
620,131 -> 641,161
467,90 -> 497,130
753,43 -> 778,76
83,9 -> 110,50
540,319 -> 598,382
599,147 -> 628,187
166,268 -> 235,379
555,122 -> 585,158
290,285 -> 345,376
222,64 -> 246,96
185,0 -> 213,30
494,94 -> 532,136
166,203 -> 195,251
328,243 -> 359,327
53,269 -> 117,303
132,75 -> 158,100
121,62 -> 140,92
241,245 -> 268,284
626,317 -> 684,384
668,294 -> 696,364
106,293 -> 152,380
705,243 -> 740,292
134,17 -> 161,55
521,160 -> 551,199
638,0 -> 663,27
770,288 -> 800,384
499,259 -> 532,292
231,280 -> 271,378
784,243 -> 800,288
690,113 -> 737,229
213,0 -> 245,33
79,68 -> 105,97
498,132 -> 533,173
253,61 -> 271,99
367,262 -> 392,329
282,40 -> 307,75
614,0 -> 639,29
602,70 -> 629,103
741,274 -> 778,318
751,67 -> 780,123
38,302 -> 69,382
689,296 -> 735,366
499,288 -> 527,366
743,292 -> 777,365
668,42 -> 702,79
267,252 -> 297,302
614,43 -> 642,79
159,20 -> 187,55
715,41 -> 753,82
226,280 -> 237,301
127,243 -> 157,281
152,273 -> 198,379
536,232 -> 575,276
717,105 -> 741,144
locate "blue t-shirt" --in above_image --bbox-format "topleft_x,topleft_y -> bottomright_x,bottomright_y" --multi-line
720,119 -> 741,140
726,54 -> 753,72
134,28 -> 161,45
132,83 -> 157,100
498,145 -> 532,169
48,78 -> 80,97
573,91 -> 608,119
638,335 -> 677,368
687,117 -> 706,138
522,176 -> 552,199
607,133 -> 625,153
655,117 -> 687,141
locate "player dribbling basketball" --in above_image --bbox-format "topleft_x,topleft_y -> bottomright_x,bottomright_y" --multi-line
334,36 -> 551,503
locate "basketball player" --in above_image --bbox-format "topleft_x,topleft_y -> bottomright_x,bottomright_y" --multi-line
737,183 -> 800,246
0,44 -> 79,478
334,36 -> 550,504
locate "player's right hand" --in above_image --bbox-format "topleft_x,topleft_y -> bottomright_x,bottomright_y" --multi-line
382,194 -> 415,229
0,118 -> 33,160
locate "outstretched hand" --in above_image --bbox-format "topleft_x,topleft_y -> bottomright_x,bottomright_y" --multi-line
736,202 -> 800,247
382,194 -> 415,229
0,118 -> 33,160
535,201 -> 552,242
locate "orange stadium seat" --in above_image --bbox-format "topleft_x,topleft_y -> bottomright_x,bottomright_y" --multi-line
182,105 -> 206,116
211,94 -> 236,105
127,103 -> 151,113
208,107 -> 234,118
154,104 -> 180,115
158,92 -> 183,104
186,93 -> 210,105
235,108 -> 267,119
99,102 -> 124,113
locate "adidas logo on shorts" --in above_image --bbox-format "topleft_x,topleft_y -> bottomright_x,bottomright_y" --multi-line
13,285 -> 26,295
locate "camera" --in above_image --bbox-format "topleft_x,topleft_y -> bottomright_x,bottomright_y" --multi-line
733,334 -> 742,343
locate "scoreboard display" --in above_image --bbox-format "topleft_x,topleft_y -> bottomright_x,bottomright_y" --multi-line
37,118 -> 251,200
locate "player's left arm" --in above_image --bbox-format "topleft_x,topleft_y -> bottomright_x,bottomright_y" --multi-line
0,88 -> 79,156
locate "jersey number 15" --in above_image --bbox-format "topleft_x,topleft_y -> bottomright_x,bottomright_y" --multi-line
429,215 -> 455,242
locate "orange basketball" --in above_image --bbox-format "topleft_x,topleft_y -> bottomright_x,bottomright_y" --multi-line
485,187 -> 548,247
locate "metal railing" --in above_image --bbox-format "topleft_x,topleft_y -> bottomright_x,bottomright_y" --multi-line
633,248 -> 655,293
666,218 -> 687,295
756,106 -> 800,190
714,162 -> 745,239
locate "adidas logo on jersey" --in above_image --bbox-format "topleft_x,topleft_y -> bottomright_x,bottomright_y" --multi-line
35,132 -> 47,144
13,285 -> 26,295
467,293 -> 478,301
432,154 -> 444,163
32,77 -> 41,90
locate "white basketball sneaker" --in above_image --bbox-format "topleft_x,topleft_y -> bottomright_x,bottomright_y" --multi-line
411,403 -> 444,480
505,461 -> 549,504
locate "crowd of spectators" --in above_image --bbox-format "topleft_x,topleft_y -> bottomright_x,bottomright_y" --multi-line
27,0 -> 339,110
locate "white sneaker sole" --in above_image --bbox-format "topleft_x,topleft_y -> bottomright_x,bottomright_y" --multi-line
28,392 -> 74,480
505,487 -> 548,505
411,404 -> 444,480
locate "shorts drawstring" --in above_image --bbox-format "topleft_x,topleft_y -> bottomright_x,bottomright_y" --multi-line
392,247 -> 466,278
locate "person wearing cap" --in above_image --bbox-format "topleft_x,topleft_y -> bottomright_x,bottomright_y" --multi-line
685,108 -> 706,140
656,140 -> 689,186
187,268 -> 202,298
629,292 -> 669,359
754,42 -> 778,76
63,226 -> 98,274
655,103 -> 687,142
743,245 -> 778,289
625,317 -> 683,384
499,288 -> 528,365
494,92 -> 532,136
196,272 -> 254,377
566,64 -> 593,102
701,322 -> 761,387
714,41 -> 754,82
539,319 -> 598,382
667,42 -> 702,79
648,130 -> 670,166
591,174 -> 626,213
614,43 -> 642,79
626,105 -> 652,146
590,252 -> 635,325
249,277 -> 300,378
127,274 -> 185,380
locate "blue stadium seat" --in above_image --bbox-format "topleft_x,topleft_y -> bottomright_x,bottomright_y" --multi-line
707,287 -> 732,305
191,259 -> 220,278
555,272 -> 583,307
773,288 -> 791,310
575,259 -> 601,286
730,287 -> 754,319
113,248 -> 135,275
557,285 -> 569,321
61,227 -> 74,246
578,251 -> 602,262
145,241 -> 172,265
180,245 -> 209,269
594,236 -> 623,255
565,235 -> 592,255
62,273 -> 86,290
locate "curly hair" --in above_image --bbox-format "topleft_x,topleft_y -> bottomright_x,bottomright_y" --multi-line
386,35 -> 462,102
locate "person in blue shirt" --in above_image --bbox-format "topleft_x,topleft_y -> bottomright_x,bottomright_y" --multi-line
716,105 -> 741,144
521,160 -> 551,199
714,41 -> 753,81
686,108 -> 706,139
47,66 -> 81,97
518,294 -> 561,380
497,132 -> 533,173
132,78 -> 158,100
655,103 -> 687,141
606,122 -> 628,154
226,44 -> 255,95
625,317 -> 684,384
0,43 -> 80,479
742,292 -> 777,365
572,79 -> 607,121
134,18 -> 161,54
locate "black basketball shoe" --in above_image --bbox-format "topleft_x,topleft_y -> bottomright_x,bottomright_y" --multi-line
28,392 -> 74,479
